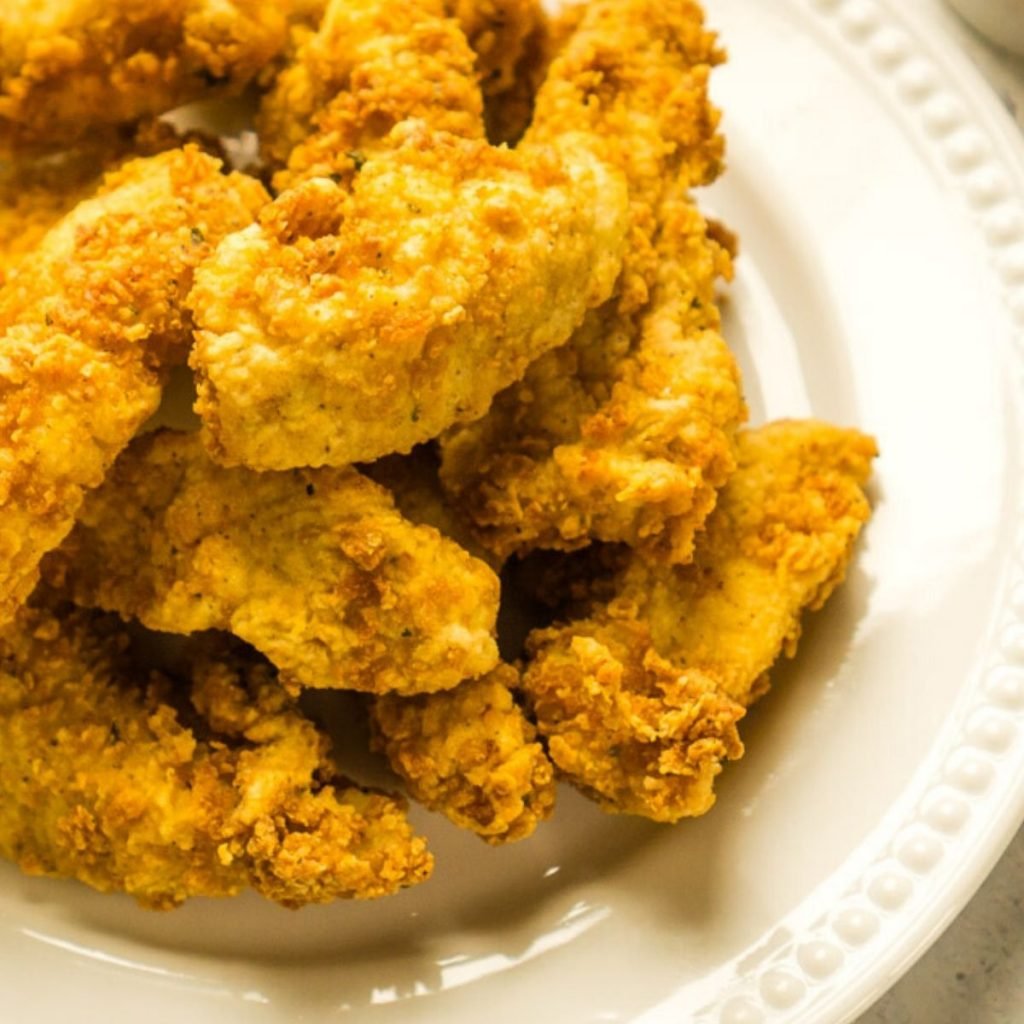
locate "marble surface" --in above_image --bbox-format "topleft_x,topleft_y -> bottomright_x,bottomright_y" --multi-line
856,3 -> 1024,1022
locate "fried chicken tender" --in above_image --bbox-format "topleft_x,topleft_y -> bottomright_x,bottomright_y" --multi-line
190,73 -> 628,467
0,0 -> 288,150
370,664 -> 556,843
442,187 -> 743,563
0,604 -> 433,908
0,148 -> 267,627
522,420 -> 877,821
43,431 -> 501,695
439,0 -> 745,563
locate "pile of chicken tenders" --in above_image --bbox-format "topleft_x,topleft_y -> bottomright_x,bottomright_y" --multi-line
0,0 -> 876,910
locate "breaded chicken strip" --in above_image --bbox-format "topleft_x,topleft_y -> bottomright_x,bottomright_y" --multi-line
0,0 -> 288,150
370,664 -> 556,843
439,0 -> 745,563
522,420 -> 877,821
259,0 -> 545,171
43,431 -> 501,695
0,605 -> 433,908
442,188 -> 743,563
0,148 -> 267,627
190,47 -> 628,468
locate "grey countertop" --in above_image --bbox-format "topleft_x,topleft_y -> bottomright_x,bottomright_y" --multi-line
856,4 -> 1024,1022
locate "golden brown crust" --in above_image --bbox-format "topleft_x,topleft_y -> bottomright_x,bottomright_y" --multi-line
189,124 -> 628,468
370,664 -> 556,843
440,186 -> 745,563
260,0 -> 546,165
624,420 -> 878,706
258,0 -> 485,193
192,0 -> 633,471
520,420 -> 877,820
0,0 -> 288,150
439,0 -> 743,563
363,446 -> 498,569
524,618 -> 744,822
43,430 -> 502,695
0,147 -> 267,627
0,604 -> 433,908
0,122 -> 226,279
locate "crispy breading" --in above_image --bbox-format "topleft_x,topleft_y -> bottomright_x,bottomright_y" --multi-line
370,664 -> 556,843
258,0 -> 485,193
189,120 -> 628,468
0,0 -> 288,150
439,0 -> 745,563
259,0 -> 545,171
441,184 -> 744,562
522,420 -> 877,821
0,149 -> 105,278
0,604 -> 433,908
618,420 -> 878,706
0,147 -> 267,627
0,122 -> 225,280
43,431 -> 501,695
524,619 -> 744,822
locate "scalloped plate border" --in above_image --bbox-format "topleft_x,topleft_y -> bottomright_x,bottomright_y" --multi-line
689,1 -> 1024,1022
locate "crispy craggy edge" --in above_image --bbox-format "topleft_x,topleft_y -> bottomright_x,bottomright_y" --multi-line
369,663 -> 557,843
0,603 -> 433,908
519,421 -> 878,822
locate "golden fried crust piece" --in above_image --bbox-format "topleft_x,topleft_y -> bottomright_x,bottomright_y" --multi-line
43,431 -> 501,695
621,420 -> 878,706
440,185 -> 744,563
0,122 -> 226,280
370,664 -> 556,843
521,420 -> 877,821
524,619 -> 744,822
439,0 -> 744,563
0,0 -> 288,150
0,148 -> 267,628
189,121 -> 628,468
259,0 -> 545,169
0,605 -> 433,908
258,0 -> 485,194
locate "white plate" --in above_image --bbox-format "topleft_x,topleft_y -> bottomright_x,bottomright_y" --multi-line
4,1 -> 1024,1021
